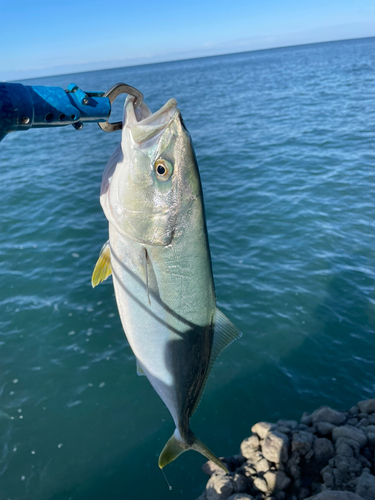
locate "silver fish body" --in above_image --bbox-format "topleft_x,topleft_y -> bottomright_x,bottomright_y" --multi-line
95,96 -> 241,470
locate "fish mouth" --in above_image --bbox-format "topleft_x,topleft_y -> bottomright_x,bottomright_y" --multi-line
124,96 -> 178,145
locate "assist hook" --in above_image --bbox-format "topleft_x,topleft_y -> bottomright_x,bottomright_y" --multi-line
98,83 -> 143,132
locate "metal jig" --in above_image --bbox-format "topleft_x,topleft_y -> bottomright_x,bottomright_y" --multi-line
98,83 -> 143,132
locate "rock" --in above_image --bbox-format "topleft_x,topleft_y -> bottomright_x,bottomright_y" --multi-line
253,477 -> 268,493
310,406 -> 346,426
314,438 -> 334,464
301,412 -> 313,426
368,413 -> 375,425
241,461 -> 257,477
305,492 -> 365,500
299,488 -> 311,500
276,493 -> 286,500
357,418 -> 370,428
262,431 -> 290,463
291,431 -> 314,456
346,418 -> 359,426
227,495 -> 254,500
332,426 -> 367,448
315,422 -> 336,437
349,406 -> 360,416
356,472 -> 375,500
322,472 -> 334,488
245,451 -> 264,466
335,437 -> 360,457
277,420 -> 298,430
203,460 -> 225,476
252,422 -> 276,440
206,473 -> 234,500
255,458 -> 270,474
358,399 -> 375,415
367,432 -> 375,446
263,470 -> 291,492
364,425 -> 375,435
232,473 -> 248,493
241,436 -> 260,458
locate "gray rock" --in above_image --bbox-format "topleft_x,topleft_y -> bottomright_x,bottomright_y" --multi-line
364,425 -> 375,434
255,458 -> 270,474
262,431 -> 290,463
291,431 -> 314,456
233,473 -> 248,493
310,406 -> 346,426
245,451 -> 264,466
367,432 -> 375,446
241,461 -> 257,477
346,418 -> 359,426
253,477 -> 268,493
227,495 -> 254,500
301,412 -> 312,426
314,438 -> 334,463
263,471 -> 291,492
332,426 -> 367,448
316,422 -> 336,437
322,472 -> 334,488
357,418 -> 370,428
278,426 -> 292,435
251,422 -> 276,440
203,460 -> 225,476
335,437 -> 360,457
356,472 -> 375,500
306,492 -> 365,500
368,413 -> 375,425
241,435 -> 260,458
349,406 -> 360,415
358,399 -> 375,414
206,473 -> 234,500
277,420 -> 298,430
276,493 -> 286,500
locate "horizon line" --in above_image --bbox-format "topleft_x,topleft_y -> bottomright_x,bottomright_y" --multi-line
14,35 -> 375,83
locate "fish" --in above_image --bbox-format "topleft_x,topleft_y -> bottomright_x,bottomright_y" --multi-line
92,95 -> 242,472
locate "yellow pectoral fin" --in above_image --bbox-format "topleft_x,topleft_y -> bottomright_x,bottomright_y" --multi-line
91,240 -> 112,288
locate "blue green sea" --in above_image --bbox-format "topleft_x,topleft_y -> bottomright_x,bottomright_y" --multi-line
1,37 -> 375,500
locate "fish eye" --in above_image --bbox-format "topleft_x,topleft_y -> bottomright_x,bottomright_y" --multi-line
154,159 -> 173,181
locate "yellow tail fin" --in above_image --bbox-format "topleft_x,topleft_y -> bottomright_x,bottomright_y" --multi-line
158,429 -> 228,473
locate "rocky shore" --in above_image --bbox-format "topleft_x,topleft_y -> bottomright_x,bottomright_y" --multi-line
196,399 -> 375,500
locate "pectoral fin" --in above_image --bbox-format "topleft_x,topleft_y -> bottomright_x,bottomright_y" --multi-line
136,360 -> 146,377
91,241 -> 112,288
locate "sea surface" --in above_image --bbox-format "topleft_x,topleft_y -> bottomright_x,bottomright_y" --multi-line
1,37 -> 375,500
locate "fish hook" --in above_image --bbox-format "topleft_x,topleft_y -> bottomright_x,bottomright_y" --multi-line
98,83 -> 143,132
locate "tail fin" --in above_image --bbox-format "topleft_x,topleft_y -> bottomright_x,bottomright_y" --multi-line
158,429 -> 228,473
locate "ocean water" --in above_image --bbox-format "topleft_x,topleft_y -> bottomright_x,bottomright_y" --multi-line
1,37 -> 375,500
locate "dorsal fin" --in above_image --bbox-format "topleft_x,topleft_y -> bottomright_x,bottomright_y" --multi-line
191,308 -> 242,415
91,241 -> 112,288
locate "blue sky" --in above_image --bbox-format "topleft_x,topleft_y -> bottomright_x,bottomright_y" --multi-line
1,0 -> 374,80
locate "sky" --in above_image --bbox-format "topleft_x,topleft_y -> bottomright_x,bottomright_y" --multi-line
0,0 -> 375,81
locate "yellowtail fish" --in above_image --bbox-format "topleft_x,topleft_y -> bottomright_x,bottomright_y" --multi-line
92,95 -> 241,472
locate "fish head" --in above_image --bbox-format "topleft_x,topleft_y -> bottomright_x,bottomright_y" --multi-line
100,96 -> 202,246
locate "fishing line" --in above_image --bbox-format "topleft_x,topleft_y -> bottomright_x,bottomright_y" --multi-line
161,468 -> 173,491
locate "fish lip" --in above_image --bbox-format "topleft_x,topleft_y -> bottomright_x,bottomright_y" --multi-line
124,96 -> 178,145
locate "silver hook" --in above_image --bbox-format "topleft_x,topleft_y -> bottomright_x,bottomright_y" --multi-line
98,83 -> 143,132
